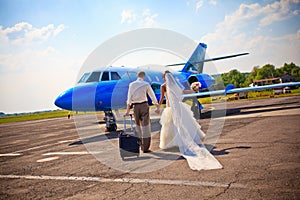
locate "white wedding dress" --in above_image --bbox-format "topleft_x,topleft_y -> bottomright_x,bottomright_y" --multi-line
159,73 -> 222,170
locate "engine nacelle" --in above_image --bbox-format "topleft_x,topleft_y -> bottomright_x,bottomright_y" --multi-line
187,74 -> 215,90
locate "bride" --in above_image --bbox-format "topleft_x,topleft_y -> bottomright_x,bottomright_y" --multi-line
158,71 -> 222,170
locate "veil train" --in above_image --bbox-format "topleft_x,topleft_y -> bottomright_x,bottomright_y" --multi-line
165,73 -> 222,170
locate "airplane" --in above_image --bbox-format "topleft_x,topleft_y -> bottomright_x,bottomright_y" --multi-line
54,43 -> 300,131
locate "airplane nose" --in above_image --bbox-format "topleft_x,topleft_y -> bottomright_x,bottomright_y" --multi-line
54,83 -> 99,111
54,88 -> 73,110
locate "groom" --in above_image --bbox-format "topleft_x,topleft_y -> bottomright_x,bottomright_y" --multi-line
125,71 -> 160,153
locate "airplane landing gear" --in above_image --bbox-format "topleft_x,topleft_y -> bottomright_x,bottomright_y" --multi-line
104,111 -> 117,132
191,98 -> 202,120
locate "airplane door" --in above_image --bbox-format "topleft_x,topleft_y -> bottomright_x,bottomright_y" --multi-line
150,82 -> 161,103
110,71 -> 136,111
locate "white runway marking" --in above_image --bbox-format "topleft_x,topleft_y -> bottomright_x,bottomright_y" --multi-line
57,140 -> 77,144
0,174 -> 246,188
36,157 -> 60,163
225,107 -> 300,119
42,151 -> 103,156
11,139 -> 77,154
0,153 -> 22,157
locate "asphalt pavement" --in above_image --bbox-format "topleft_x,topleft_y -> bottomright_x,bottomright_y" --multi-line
0,96 -> 299,199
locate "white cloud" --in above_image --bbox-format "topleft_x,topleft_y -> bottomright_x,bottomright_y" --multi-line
0,69 -> 77,113
0,46 -> 58,74
121,10 -> 137,24
0,43 -> 80,113
0,22 -> 79,113
121,9 -> 158,27
209,0 -> 217,6
141,9 -> 158,27
196,0 -> 204,11
200,0 -> 300,73
195,0 -> 217,12
53,24 -> 65,37
220,0 -> 300,28
259,0 -> 299,26
0,22 -> 65,45
0,22 -> 67,73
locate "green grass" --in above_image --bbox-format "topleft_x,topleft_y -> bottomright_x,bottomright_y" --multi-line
240,87 -> 300,100
198,88 -> 300,104
0,110 -> 73,124
0,110 -> 107,124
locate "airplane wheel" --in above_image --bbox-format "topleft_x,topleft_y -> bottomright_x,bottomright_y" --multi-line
110,124 -> 117,132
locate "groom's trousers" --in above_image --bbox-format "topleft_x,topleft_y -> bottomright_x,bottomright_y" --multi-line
133,102 -> 151,152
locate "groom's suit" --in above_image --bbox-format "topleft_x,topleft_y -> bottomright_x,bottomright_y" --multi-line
127,77 -> 158,152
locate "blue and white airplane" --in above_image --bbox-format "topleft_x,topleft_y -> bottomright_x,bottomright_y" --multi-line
54,43 -> 300,131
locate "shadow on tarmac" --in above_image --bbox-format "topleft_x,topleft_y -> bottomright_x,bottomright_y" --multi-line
121,150 -> 181,162
69,119 -> 161,146
69,100 -> 298,147
201,101 -> 300,119
69,131 -> 120,146
121,145 -> 253,161
206,144 -> 251,156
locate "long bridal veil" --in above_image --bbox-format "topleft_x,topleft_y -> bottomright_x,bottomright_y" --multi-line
165,73 -> 222,170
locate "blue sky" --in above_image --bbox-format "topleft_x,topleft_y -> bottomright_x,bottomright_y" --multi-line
0,0 -> 299,113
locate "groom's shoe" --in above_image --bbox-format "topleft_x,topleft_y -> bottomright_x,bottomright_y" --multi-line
137,138 -> 142,146
143,150 -> 152,153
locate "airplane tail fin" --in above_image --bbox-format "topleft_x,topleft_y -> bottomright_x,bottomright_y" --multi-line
166,43 -> 249,73
181,43 -> 207,73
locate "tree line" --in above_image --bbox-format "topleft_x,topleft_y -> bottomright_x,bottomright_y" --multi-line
213,62 -> 300,90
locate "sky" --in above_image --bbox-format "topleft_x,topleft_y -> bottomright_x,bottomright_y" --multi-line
0,0 -> 299,114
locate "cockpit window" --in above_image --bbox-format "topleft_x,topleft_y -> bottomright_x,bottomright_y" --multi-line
111,72 -> 121,80
78,73 -> 91,83
101,71 -> 109,81
86,72 -> 101,82
78,71 -> 123,83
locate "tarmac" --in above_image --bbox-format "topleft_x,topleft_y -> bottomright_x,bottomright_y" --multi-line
0,96 -> 299,199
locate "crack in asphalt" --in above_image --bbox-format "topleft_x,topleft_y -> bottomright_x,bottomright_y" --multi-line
207,171 -> 241,200
212,181 -> 235,199
112,183 -> 134,200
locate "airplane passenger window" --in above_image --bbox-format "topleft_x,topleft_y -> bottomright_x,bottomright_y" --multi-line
155,76 -> 160,82
147,76 -> 152,82
101,72 -> 109,81
111,72 -> 121,80
86,72 -> 101,82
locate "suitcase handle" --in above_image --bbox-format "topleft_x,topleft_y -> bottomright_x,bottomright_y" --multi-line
123,114 -> 134,132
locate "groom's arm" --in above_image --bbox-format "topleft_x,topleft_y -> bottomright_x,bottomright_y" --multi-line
146,84 -> 158,105
146,84 -> 160,113
125,104 -> 131,116
158,85 -> 166,105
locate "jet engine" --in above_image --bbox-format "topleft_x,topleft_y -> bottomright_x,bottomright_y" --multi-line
187,74 -> 215,90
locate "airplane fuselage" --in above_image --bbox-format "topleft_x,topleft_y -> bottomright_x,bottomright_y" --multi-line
54,66 -> 215,112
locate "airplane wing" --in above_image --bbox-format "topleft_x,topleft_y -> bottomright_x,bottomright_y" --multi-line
182,82 -> 300,98
166,53 -> 249,67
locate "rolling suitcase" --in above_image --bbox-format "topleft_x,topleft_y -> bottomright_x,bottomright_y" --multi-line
119,114 -> 140,160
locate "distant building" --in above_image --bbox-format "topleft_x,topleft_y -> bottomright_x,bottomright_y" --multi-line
281,74 -> 296,83
251,75 -> 297,95
252,77 -> 282,87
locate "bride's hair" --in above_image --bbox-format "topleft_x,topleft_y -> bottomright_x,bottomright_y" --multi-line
162,70 -> 171,79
